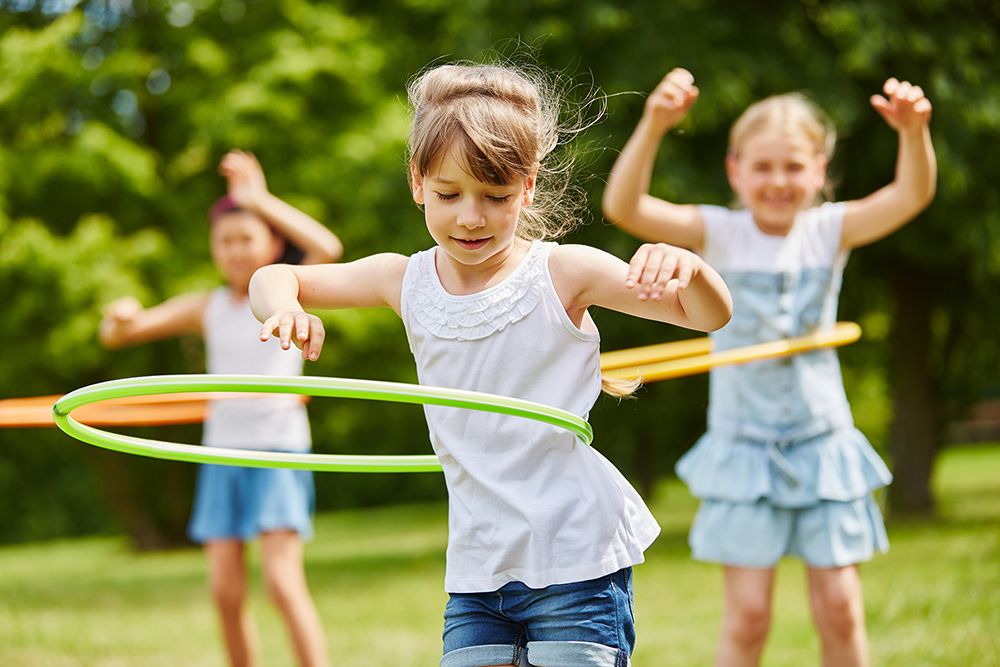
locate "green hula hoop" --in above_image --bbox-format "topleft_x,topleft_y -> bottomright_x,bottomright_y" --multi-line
52,375 -> 594,473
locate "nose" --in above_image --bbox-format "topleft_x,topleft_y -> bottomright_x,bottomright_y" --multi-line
457,200 -> 486,229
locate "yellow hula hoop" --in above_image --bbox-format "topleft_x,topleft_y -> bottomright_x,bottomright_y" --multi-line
600,322 -> 861,383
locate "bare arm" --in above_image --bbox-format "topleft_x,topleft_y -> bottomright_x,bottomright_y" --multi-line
221,150 -> 344,264
98,292 -> 209,349
602,68 -> 705,249
841,78 -> 936,249
248,253 -> 408,360
550,243 -> 732,333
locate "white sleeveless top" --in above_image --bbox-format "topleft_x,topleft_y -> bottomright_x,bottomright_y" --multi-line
202,287 -> 310,451
400,240 -> 660,593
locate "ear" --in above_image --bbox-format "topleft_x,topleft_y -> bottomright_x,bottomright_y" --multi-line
724,153 -> 740,192
410,167 -> 425,206
813,153 -> 829,189
522,164 -> 539,206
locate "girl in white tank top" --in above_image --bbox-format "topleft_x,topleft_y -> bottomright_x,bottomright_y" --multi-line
99,150 -> 342,667
250,62 -> 732,667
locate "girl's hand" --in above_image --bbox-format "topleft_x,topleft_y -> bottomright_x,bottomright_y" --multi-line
219,149 -> 269,210
259,310 -> 326,361
102,296 -> 143,323
625,242 -> 703,301
870,78 -> 932,134
643,68 -> 699,135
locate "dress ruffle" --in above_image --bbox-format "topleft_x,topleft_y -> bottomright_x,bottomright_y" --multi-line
676,426 -> 892,508
404,241 -> 547,341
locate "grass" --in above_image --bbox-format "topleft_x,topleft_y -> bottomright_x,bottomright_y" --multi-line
1,444 -> 997,666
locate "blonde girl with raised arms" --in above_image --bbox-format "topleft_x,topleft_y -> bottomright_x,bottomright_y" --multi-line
603,68 -> 935,666
100,150 -> 342,667
250,62 -> 732,667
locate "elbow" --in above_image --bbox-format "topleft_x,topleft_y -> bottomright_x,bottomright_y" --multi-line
601,195 -> 629,227
697,292 -> 734,333
319,235 -> 344,263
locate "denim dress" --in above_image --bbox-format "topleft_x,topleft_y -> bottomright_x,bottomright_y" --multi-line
676,204 -> 892,568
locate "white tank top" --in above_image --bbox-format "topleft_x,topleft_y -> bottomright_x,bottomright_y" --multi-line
400,240 -> 660,593
202,287 -> 310,451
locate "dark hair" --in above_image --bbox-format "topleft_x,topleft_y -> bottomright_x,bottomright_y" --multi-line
207,195 -> 305,264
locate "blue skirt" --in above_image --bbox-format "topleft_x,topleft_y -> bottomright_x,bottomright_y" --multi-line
187,463 -> 314,544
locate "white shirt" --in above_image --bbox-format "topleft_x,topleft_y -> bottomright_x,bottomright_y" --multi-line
700,202 -> 848,273
202,287 -> 311,451
400,240 -> 660,593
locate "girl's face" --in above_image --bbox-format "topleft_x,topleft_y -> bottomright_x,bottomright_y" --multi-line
726,129 -> 827,235
210,211 -> 284,293
410,146 -> 535,269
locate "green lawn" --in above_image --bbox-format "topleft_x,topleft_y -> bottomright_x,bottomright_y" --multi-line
1,445 -> 997,666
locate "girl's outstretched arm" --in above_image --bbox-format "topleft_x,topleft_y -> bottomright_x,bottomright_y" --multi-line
220,150 -> 344,264
249,253 -> 408,361
99,293 -> 208,348
602,68 -> 705,249
550,243 -> 732,333
841,78 -> 936,249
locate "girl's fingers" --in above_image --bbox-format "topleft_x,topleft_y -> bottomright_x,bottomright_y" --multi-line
625,246 -> 650,288
638,250 -> 665,298
294,313 -> 312,341
651,253 -> 678,300
260,317 -> 278,342
883,77 -> 900,96
277,316 -> 294,350
306,324 -> 324,360
676,256 -> 695,289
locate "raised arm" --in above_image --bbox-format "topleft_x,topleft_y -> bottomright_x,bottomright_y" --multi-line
249,253 -> 408,361
550,243 -> 732,334
99,292 -> 209,349
602,68 -> 705,249
220,150 -> 344,264
840,78 -> 936,249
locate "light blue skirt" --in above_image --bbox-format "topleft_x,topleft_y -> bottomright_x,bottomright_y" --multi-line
188,462 -> 314,544
677,424 -> 892,567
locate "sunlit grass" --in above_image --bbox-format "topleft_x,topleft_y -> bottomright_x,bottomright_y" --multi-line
0,445 -> 996,666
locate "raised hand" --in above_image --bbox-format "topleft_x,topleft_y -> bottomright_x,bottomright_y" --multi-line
643,68 -> 699,135
625,242 -> 704,301
870,78 -> 932,133
219,149 -> 269,210
102,296 -> 143,324
259,310 -> 326,361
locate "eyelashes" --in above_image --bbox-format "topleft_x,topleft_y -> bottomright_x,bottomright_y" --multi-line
433,192 -> 514,204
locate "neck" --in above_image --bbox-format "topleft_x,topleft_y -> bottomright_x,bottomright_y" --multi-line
436,238 -> 531,295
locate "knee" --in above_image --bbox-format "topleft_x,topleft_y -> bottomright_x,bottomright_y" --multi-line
210,576 -> 247,612
726,600 -> 772,647
814,589 -> 862,643
263,568 -> 303,608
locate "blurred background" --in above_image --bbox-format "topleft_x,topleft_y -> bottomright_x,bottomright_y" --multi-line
0,0 -> 997,556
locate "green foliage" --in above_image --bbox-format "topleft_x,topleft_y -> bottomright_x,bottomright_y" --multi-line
0,0 -> 997,540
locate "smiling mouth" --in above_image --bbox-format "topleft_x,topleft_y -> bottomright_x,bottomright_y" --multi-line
453,237 -> 491,249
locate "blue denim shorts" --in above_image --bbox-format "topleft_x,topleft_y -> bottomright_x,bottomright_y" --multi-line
187,463 -> 314,544
441,568 -> 635,667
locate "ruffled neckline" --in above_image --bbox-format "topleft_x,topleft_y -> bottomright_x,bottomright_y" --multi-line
406,240 -> 549,341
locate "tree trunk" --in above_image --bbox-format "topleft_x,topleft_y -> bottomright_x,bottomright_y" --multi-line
887,265 -> 940,515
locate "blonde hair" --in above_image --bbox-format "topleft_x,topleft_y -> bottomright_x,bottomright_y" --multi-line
407,62 -> 636,397
407,62 -> 589,241
729,92 -> 837,200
